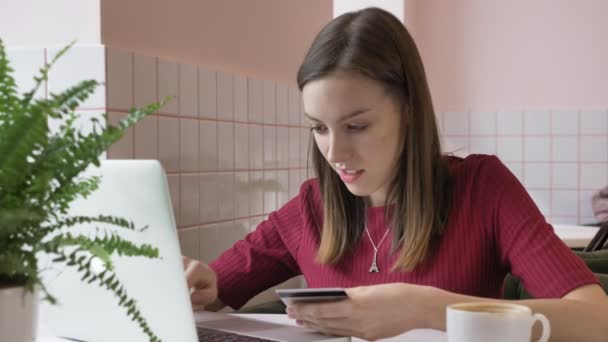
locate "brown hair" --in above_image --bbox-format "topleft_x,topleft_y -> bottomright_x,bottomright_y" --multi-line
297,7 -> 452,271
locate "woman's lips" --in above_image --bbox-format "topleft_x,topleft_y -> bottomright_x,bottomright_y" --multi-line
338,169 -> 364,184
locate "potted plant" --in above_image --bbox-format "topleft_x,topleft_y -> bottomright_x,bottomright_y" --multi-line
0,39 -> 166,341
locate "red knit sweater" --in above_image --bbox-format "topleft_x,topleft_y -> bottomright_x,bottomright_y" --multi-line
210,155 -> 597,309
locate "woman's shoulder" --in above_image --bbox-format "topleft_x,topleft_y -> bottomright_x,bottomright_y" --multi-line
446,154 -> 508,178
445,154 -> 517,194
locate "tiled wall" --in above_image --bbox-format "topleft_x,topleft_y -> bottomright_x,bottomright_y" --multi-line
438,110 -> 608,224
104,47 -> 313,306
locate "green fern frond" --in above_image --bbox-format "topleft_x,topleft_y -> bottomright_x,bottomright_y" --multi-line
20,41 -> 75,108
0,39 -> 20,123
45,79 -> 99,119
49,249 -> 161,341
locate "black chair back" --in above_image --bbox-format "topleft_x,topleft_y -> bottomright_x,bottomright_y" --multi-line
584,222 -> 608,252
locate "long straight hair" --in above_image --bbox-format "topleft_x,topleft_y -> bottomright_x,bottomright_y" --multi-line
297,7 -> 452,271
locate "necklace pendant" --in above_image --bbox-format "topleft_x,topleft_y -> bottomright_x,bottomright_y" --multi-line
369,247 -> 380,272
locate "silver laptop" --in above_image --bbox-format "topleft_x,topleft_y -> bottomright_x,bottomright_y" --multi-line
38,160 -> 348,342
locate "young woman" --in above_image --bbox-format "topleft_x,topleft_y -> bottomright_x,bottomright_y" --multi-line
184,7 -> 608,341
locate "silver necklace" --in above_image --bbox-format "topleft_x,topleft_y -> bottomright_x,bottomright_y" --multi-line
364,225 -> 391,272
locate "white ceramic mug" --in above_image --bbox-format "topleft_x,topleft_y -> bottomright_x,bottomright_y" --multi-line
447,302 -> 550,342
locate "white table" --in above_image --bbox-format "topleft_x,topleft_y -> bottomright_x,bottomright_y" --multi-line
231,314 -> 447,342
36,313 -> 447,342
553,224 -> 599,248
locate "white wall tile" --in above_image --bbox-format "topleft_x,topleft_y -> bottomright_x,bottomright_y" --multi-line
497,137 -> 523,162
552,163 -> 577,189
248,78 -> 264,123
199,225 -> 219,263
469,137 -> 496,155
288,127 -> 300,168
470,111 -> 496,135
580,136 -> 608,162
179,118 -> 199,172
158,116 -> 179,172
299,93 -> 306,126
551,190 -> 578,217
551,110 -> 578,135
443,111 -> 468,135
234,172 -> 250,218
235,123 -> 250,170
217,122 -> 234,169
178,63 -> 198,117
217,174 -> 235,221
199,121 -> 218,171
180,175 -> 200,226
49,45 -> 106,109
249,171 -> 264,215
497,110 -> 523,135
200,175 -> 220,224
263,80 -> 276,124
276,84 -> 289,125
504,162 -> 523,183
580,164 -> 608,189
524,163 -> 551,188
217,72 -> 233,120
528,190 -> 551,217
277,170 -> 290,207
442,136 -> 469,157
580,110 -> 608,135
133,53 -> 157,107
263,171 -> 278,213
524,110 -> 550,135
234,75 -> 248,122
263,125 -> 277,168
551,216 -> 580,224
524,136 -> 550,161
249,125 -> 263,169
6,47 -> 45,98
552,136 -> 578,162
277,127 -> 290,168
199,67 -> 217,119
157,58 -> 179,115
178,228 -> 200,260
288,87 -> 301,125
288,169 -> 300,199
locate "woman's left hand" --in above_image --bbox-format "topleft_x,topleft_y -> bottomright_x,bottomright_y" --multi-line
286,283 -> 438,341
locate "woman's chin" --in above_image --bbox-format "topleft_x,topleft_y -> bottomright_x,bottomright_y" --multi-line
343,184 -> 370,197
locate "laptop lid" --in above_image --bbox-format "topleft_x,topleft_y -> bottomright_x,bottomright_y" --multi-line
38,160 -> 198,342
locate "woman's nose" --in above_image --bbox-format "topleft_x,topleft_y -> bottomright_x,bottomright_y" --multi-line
325,134 -> 352,163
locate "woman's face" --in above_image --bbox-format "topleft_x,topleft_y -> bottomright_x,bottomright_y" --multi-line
302,71 -> 404,207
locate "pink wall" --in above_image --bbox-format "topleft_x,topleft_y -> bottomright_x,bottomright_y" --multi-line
412,0 -> 608,112
407,1 -> 608,225
101,0 -> 332,83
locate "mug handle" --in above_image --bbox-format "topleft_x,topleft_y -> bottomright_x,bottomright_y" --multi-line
532,313 -> 551,342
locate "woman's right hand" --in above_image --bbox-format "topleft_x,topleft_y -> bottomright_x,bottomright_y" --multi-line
183,256 -> 219,311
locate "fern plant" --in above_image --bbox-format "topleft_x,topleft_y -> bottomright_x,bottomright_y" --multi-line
0,39 -> 165,341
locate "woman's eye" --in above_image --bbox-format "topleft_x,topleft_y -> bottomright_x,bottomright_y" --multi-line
310,126 -> 327,134
348,125 -> 367,132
